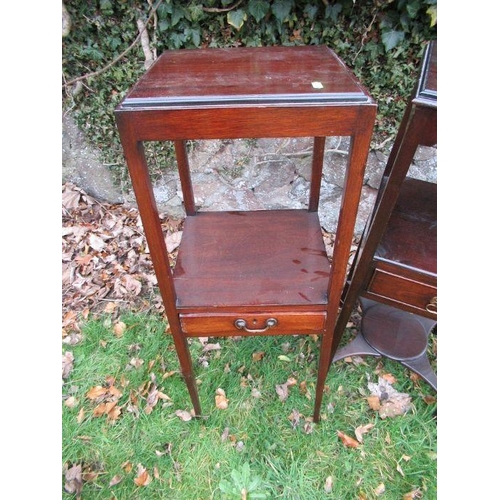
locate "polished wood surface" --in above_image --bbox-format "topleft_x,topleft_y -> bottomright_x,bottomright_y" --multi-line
179,311 -> 327,337
173,210 -> 330,310
121,45 -> 369,107
115,45 -> 376,421
376,178 -> 436,275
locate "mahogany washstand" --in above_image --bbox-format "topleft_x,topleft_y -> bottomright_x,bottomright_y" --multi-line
330,41 -> 437,390
115,45 -> 376,421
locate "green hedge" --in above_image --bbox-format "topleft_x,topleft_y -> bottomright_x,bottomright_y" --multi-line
62,0 -> 436,181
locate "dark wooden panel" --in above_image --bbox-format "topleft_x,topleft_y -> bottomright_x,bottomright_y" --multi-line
173,210 -> 330,309
375,178 -> 436,275
115,105 -> 374,141
179,311 -> 326,336
365,267 -> 437,315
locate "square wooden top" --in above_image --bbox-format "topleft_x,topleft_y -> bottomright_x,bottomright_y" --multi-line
118,45 -> 373,109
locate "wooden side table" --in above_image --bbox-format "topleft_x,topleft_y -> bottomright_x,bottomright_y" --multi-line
115,45 -> 376,422
330,41 -> 437,389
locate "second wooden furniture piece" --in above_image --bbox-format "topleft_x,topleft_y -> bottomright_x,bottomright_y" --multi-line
115,45 -> 376,422
330,41 -> 437,389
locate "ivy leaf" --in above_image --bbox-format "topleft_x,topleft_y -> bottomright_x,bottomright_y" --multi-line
248,0 -> 270,22
82,45 -> 104,62
186,27 -> 201,47
158,19 -> 170,32
272,0 -> 292,23
426,5 -> 437,27
304,4 -> 318,20
170,32 -> 186,49
381,30 -> 405,51
406,0 -> 421,19
99,0 -> 113,15
156,2 -> 172,19
227,9 -> 247,31
188,3 -> 204,23
325,3 -> 342,22
171,6 -> 185,27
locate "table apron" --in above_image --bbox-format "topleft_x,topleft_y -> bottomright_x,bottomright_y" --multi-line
115,105 -> 376,141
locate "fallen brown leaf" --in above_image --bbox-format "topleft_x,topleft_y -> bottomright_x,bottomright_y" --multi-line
64,396 -> 77,408
374,483 -> 385,495
382,373 -> 397,384
64,464 -> 83,495
288,409 -> 301,429
303,421 -> 314,434
145,387 -> 159,415
175,409 -> 193,421
337,430 -> 360,448
299,380 -> 312,400
367,395 -> 381,411
355,423 -> 374,443
252,351 -> 265,361
324,476 -> 333,493
251,387 -> 261,398
403,488 -> 423,499
121,460 -> 133,473
113,320 -> 126,337
109,475 -> 123,487
134,464 -> 152,487
77,407 -> 85,423
93,400 -> 118,417
62,351 -> 74,379
202,342 -> 221,352
128,357 -> 144,369
86,386 -> 108,400
107,404 -> 122,422
221,427 -> 230,441
275,383 -> 289,401
82,470 -> 99,482
103,302 -> 117,314
108,385 -> 123,399
166,231 -> 183,252
215,388 -> 229,409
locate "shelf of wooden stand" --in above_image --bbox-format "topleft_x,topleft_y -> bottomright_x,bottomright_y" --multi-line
173,209 -> 330,311
364,177 -> 437,316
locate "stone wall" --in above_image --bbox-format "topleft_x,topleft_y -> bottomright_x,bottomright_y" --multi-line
62,114 -> 437,237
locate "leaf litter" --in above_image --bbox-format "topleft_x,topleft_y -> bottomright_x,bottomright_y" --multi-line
367,376 -> 413,419
62,182 -> 183,335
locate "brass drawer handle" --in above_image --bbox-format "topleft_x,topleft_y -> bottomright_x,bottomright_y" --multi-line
234,318 -> 278,333
425,297 -> 437,315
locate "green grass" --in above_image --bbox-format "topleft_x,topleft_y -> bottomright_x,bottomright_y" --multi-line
62,311 -> 437,499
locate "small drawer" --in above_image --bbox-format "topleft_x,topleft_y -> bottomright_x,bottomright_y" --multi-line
366,268 -> 437,316
179,311 -> 326,337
